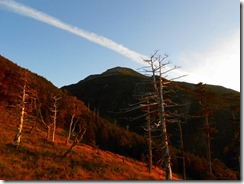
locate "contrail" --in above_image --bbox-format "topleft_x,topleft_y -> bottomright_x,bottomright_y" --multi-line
0,0 -> 187,78
0,0 -> 149,64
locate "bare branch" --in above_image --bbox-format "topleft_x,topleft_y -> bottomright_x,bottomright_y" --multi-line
169,74 -> 188,81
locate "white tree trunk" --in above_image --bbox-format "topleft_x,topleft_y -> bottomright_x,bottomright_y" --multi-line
63,127 -> 86,157
46,125 -> 51,140
159,61 -> 172,180
52,97 -> 58,142
66,114 -> 75,144
14,80 -> 27,148
49,96 -> 61,142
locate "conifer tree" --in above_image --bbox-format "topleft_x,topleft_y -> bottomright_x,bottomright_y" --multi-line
193,83 -> 218,176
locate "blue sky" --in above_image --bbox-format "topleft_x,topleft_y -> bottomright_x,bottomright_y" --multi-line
0,0 -> 240,91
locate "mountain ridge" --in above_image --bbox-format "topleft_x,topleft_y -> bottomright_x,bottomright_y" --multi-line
62,65 -> 240,179
1,55 -> 182,180
65,66 -> 239,94
0,55 -> 239,180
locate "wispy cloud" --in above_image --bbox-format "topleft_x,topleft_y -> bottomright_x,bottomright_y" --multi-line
178,29 -> 240,91
0,0 -> 189,80
0,0 -> 149,64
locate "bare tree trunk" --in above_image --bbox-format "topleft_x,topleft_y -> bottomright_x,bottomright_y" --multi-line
38,103 -> 52,140
146,54 -> 172,179
27,96 -> 38,134
142,52 -> 185,180
52,105 -> 57,142
178,120 -> 186,180
159,61 -> 172,180
63,127 -> 86,157
66,114 -> 75,144
206,114 -> 212,175
147,106 -> 152,173
46,125 -> 51,140
14,80 -> 27,148
51,96 -> 61,142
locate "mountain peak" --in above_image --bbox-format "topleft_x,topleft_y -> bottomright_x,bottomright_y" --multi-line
103,66 -> 130,73
102,66 -> 145,78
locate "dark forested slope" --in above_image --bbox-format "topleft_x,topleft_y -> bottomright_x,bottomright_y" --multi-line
62,66 -> 240,176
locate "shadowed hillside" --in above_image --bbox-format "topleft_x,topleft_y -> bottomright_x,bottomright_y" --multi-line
62,66 -> 240,179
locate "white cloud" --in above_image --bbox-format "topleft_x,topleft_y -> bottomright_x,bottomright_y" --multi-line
0,0 -> 149,65
178,29 -> 240,91
0,0 -> 239,91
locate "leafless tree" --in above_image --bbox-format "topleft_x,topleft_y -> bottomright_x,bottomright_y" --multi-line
63,123 -> 86,157
51,95 -> 61,142
122,51 -> 186,179
38,102 -> 53,140
14,77 -> 28,148
173,111 -> 187,180
142,51 -> 186,180
66,103 -> 80,144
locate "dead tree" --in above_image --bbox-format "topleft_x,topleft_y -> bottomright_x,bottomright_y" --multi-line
51,95 -> 61,142
38,103 -> 53,140
142,100 -> 158,173
122,51 -> 185,179
66,103 -> 75,144
34,93 -> 54,139
66,112 -> 75,144
142,51 -> 186,180
14,78 -> 28,148
124,84 -> 159,174
121,90 -> 156,173
13,72 -> 40,146
205,113 -> 212,175
27,91 -> 39,134
178,119 -> 186,179
158,58 -> 172,180
66,103 -> 80,144
63,124 -> 86,157
147,105 -> 153,173
174,112 -> 187,180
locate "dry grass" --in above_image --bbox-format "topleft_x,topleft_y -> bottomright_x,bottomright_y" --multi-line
0,108 -> 180,180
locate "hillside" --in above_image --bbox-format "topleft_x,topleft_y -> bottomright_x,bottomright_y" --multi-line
0,55 -> 239,180
0,107 -> 180,180
62,66 -> 240,179
0,55 -> 182,180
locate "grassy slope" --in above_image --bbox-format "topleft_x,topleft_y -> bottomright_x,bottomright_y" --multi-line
0,107 -> 180,180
